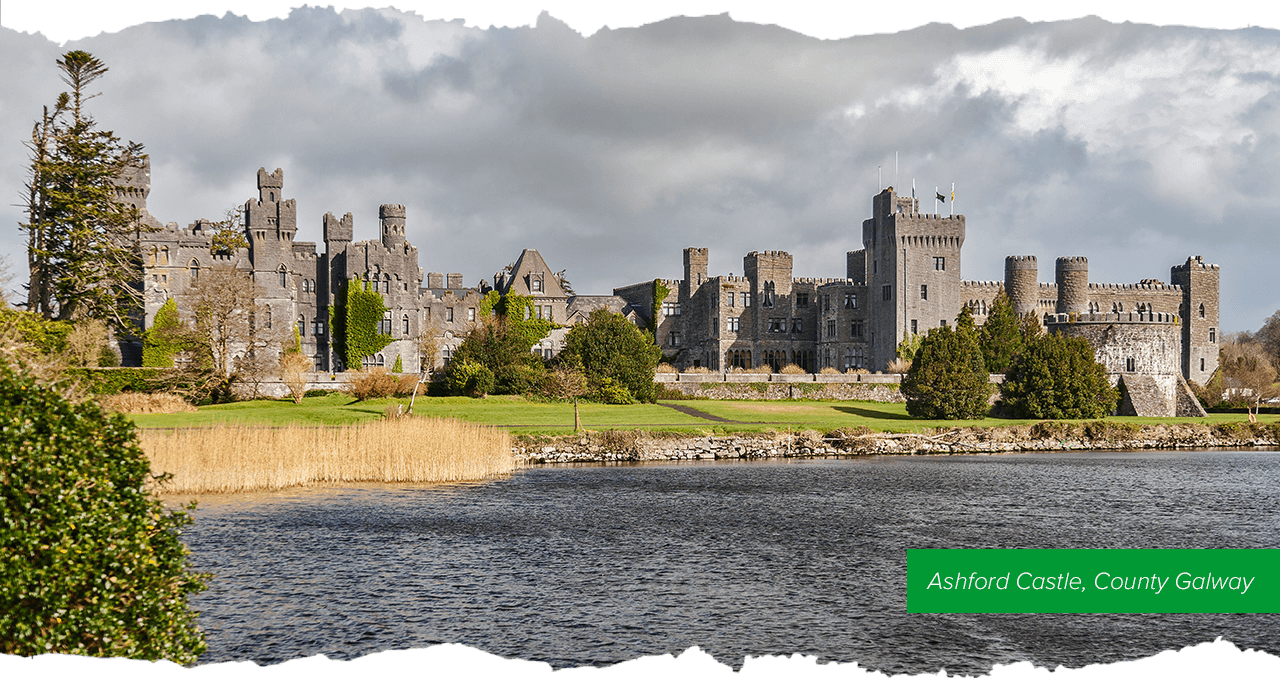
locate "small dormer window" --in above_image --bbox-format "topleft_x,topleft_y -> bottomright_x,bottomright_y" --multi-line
532,278 -> 542,292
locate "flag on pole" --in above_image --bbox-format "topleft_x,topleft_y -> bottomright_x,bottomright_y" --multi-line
935,191 -> 946,203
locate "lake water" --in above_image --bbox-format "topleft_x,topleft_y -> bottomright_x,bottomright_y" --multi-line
180,450 -> 1280,674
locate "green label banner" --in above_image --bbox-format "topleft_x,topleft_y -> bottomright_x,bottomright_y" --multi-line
908,549 -> 1280,613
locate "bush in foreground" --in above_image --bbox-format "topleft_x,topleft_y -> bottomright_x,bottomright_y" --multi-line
0,362 -> 207,662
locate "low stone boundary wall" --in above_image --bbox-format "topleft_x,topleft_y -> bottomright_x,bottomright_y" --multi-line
661,381 -> 906,402
514,423 -> 1280,464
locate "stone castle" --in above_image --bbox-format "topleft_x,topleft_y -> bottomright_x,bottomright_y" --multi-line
130,166 -> 1220,413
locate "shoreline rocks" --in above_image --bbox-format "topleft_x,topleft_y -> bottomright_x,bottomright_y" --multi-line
513,422 -> 1280,465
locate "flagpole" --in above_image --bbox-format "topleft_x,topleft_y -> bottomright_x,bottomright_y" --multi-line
878,165 -> 882,191
935,186 -> 939,216
951,183 -> 955,217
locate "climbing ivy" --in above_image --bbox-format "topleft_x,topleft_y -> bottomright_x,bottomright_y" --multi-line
332,280 -> 393,371
650,279 -> 672,335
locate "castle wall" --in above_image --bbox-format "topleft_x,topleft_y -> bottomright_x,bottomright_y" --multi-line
130,166 -> 1221,391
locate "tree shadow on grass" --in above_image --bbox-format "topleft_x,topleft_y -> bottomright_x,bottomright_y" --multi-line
833,405 -> 914,421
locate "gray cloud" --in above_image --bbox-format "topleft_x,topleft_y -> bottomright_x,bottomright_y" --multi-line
1,10 -> 1277,330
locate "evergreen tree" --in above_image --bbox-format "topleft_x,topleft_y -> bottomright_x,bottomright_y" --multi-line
142,298 -> 184,367
901,324 -> 991,419
978,292 -> 1023,373
22,51 -> 149,330
1000,333 -> 1118,419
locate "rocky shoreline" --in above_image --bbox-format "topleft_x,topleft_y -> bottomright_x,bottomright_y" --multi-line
512,422 -> 1280,464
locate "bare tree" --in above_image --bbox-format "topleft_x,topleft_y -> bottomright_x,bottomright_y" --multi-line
416,315 -> 444,376
279,349 -> 311,404
64,317 -> 110,367
182,264 -> 278,380
544,364 -> 588,431
1220,336 -> 1278,423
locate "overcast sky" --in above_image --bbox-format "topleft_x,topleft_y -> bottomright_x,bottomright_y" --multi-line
2,4 -> 1279,331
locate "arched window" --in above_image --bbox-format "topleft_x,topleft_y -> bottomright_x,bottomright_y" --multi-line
298,315 -> 306,337
376,354 -> 385,367
382,274 -> 390,294
265,311 -> 272,329
279,266 -> 288,288
402,314 -> 410,336
189,259 -> 199,280
159,246 -> 169,265
1199,303 -> 1205,318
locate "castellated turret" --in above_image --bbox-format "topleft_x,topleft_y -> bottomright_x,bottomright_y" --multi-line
683,247 -> 709,296
257,168 -> 284,203
1004,256 -> 1039,316
380,204 -> 406,249
1055,256 -> 1089,314
324,212 -> 353,245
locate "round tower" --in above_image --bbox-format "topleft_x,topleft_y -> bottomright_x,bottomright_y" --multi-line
1055,256 -> 1089,314
1004,256 -> 1039,316
379,204 -> 406,249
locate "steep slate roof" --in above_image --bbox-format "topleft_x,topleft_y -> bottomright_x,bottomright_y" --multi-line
497,249 -> 567,297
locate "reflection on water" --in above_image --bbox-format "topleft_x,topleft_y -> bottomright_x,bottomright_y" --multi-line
180,450 -> 1280,674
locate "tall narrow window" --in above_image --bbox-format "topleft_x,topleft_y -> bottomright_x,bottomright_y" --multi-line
189,260 -> 199,280
1199,304 -> 1206,318
468,307 -> 476,322
934,257 -> 945,271
882,285 -> 893,301
446,307 -> 455,322
727,292 -> 735,307
743,293 -> 752,307
298,315 -> 306,337
403,314 -> 410,336
911,319 -> 918,334
920,284 -> 928,300
279,266 -> 288,288
1209,328 -> 1216,343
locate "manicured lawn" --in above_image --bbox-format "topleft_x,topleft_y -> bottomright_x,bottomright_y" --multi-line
130,393 -> 1276,436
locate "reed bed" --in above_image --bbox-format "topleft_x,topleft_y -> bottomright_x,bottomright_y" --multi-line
139,417 -> 514,494
100,392 -> 198,414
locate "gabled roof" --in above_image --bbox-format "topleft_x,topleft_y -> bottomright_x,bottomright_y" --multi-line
497,249 -> 567,297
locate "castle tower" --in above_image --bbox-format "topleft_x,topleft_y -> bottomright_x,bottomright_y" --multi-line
862,187 -> 965,370
380,204 -> 406,250
257,168 -> 284,203
1004,256 -> 1039,316
683,247 -> 709,297
1055,256 -> 1089,314
323,212 -> 353,246
1171,255 -> 1220,385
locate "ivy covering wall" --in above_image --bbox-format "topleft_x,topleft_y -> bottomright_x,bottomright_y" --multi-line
650,279 -> 672,335
332,280 -> 393,371
142,298 -> 184,367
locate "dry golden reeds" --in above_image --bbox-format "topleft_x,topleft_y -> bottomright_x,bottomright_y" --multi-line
139,417 -> 513,494
779,363 -> 806,374
100,392 -> 198,414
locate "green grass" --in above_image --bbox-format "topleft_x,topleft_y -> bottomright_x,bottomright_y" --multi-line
130,393 -> 1278,437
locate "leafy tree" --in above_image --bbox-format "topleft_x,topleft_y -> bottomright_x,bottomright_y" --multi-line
558,309 -> 662,403
979,291 -> 1023,373
0,360 -> 207,662
208,207 -> 248,256
901,325 -> 991,419
392,355 -> 403,373
1000,333 -> 1118,419
141,298 -> 184,367
22,51 -> 150,330
895,331 -> 925,362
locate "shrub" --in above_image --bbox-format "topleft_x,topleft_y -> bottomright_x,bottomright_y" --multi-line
392,355 -> 403,373
682,366 -> 712,374
304,389 -> 330,398
445,361 -> 495,397
142,298 -> 185,368
655,363 -> 678,373
0,361 -> 207,661
901,325 -> 991,419
779,364 -> 806,374
278,350 -> 312,404
596,378 -> 637,404
1000,333 -> 1118,419
344,367 -> 399,401
885,358 -> 912,374
395,374 -> 423,397
819,366 -> 841,374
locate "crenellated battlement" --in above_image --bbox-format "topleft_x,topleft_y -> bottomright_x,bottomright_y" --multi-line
962,280 -> 1003,289
1044,312 -> 1180,325
1172,255 -> 1220,272
1088,282 -> 1183,292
